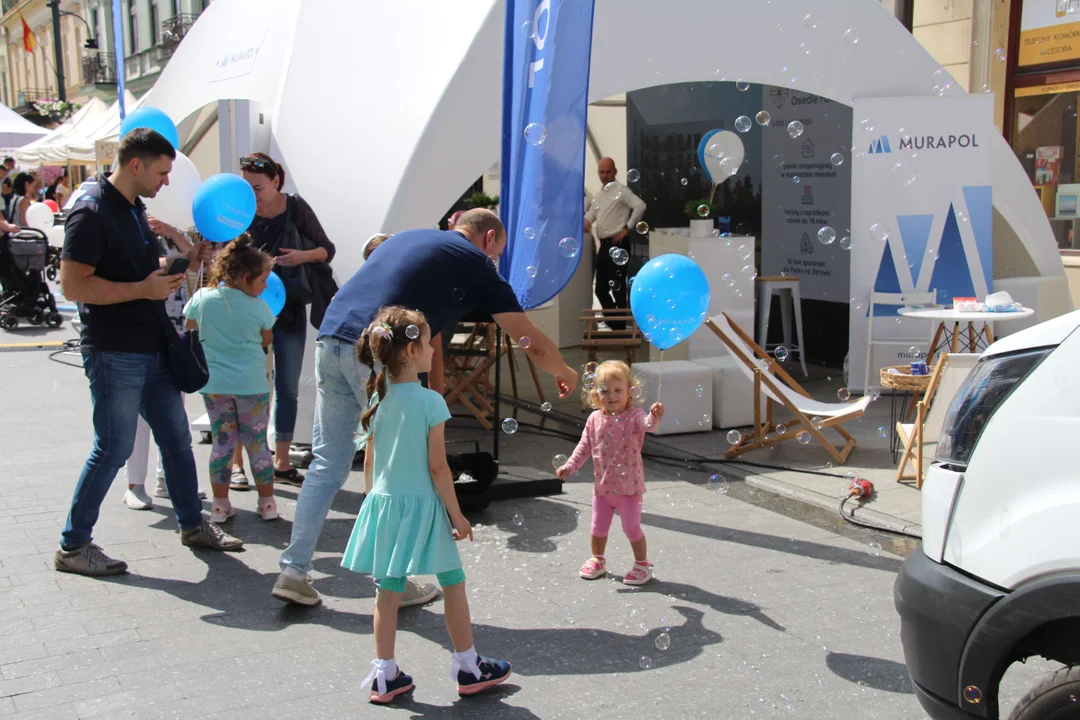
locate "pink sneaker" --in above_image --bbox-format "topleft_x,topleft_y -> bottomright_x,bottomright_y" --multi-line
209,499 -> 234,523
623,560 -> 653,586
579,556 -> 607,580
257,497 -> 279,521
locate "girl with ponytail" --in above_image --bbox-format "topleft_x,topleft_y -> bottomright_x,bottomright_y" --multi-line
341,305 -> 512,704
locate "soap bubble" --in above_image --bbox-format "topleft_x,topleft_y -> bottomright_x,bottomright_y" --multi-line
868,387 -> 881,401
859,117 -> 877,133
837,387 -> 851,401
521,20 -> 534,37
817,226 -> 836,245
830,152 -> 844,166
908,345 -> 922,357
772,153 -> 786,167
611,248 -> 630,266
932,68 -> 954,96
839,236 -> 852,250
626,168 -> 640,183
796,431 -> 811,444
755,110 -> 771,126
736,80 -> 750,91
639,656 -> 653,669
776,423 -> 787,434
523,226 -> 537,240
891,161 -> 917,186
726,429 -> 743,445
869,223 -> 890,243
582,372 -> 596,389
867,542 -> 882,557
501,418 -> 519,435
513,514 -> 524,527
695,384 -> 705,398
774,346 -> 789,361
540,401 -> 552,412
876,426 -> 888,439
705,143 -> 724,159
666,299 -> 677,310
636,221 -> 650,234
655,633 -> 672,651
803,13 -> 818,28
524,122 -> 546,146
963,686 -> 982,704
792,175 -> 801,184
844,28 -> 859,44
518,336 -> 531,349
787,120 -> 804,139
680,177 -> 689,186
525,265 -> 538,279
452,287 -> 466,301
553,453 -> 568,470
741,265 -> 757,279
697,204 -> 710,218
734,115 -> 752,133
603,181 -> 622,200
995,46 -> 1006,61
630,385 -> 643,400
722,273 -> 735,287
405,324 -> 420,340
585,361 -> 598,373
708,474 -> 729,493
608,280 -> 621,291
558,237 -> 580,258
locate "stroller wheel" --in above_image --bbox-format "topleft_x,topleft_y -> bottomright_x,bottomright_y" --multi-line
45,267 -> 57,281
27,309 -> 44,325
46,312 -> 63,328
1,314 -> 17,330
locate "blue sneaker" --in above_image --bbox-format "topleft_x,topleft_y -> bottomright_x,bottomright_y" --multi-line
369,669 -> 414,704
457,656 -> 512,695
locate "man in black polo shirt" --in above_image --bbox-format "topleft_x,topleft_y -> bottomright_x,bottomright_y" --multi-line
57,128 -> 242,577
272,208 -> 579,605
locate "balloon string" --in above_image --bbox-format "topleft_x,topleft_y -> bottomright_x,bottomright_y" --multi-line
658,350 -> 664,399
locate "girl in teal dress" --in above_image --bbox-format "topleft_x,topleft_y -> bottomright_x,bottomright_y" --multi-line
341,305 -> 512,704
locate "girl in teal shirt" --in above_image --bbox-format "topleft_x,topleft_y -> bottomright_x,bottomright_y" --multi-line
341,306 -> 511,704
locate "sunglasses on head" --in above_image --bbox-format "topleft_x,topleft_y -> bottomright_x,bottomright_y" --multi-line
239,156 -> 273,172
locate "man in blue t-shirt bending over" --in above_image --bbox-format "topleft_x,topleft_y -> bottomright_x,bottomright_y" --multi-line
273,208 -> 579,606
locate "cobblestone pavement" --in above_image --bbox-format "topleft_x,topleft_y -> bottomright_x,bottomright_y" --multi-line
0,349 -> 1053,719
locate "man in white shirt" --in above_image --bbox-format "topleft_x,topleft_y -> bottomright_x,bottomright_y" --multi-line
584,157 -> 646,330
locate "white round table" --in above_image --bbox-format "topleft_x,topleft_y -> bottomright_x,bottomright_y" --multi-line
897,306 -> 1034,365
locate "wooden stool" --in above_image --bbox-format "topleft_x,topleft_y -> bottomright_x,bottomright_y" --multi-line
580,308 -> 643,366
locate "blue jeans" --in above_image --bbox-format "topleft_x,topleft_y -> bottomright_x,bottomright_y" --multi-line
62,351 -> 203,550
271,326 -> 306,442
280,337 -> 369,574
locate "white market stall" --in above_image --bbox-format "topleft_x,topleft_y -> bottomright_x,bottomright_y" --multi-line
0,103 -> 49,148
140,0 -> 1067,444
14,98 -> 110,167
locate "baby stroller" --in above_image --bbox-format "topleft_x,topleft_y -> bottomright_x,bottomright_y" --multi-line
0,228 -> 62,330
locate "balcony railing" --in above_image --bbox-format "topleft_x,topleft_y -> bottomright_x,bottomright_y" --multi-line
82,53 -> 117,85
15,89 -> 51,110
157,13 -> 198,61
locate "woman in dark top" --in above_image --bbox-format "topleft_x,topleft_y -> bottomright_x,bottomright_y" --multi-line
239,152 -> 336,486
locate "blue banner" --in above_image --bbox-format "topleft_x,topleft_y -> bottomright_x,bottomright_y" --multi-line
113,0 -> 126,119
499,0 -> 595,310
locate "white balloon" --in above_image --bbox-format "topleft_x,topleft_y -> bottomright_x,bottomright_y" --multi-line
700,130 -> 745,184
45,224 -> 65,246
144,151 -> 201,232
25,202 -> 54,232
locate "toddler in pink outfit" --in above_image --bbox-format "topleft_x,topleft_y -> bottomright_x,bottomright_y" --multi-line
556,360 -> 664,585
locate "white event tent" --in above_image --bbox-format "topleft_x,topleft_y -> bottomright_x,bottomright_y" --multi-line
139,0 -> 1068,444
14,97 -> 110,166
65,90 -> 140,166
0,103 -> 49,148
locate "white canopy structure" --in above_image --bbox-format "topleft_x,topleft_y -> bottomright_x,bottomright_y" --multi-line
65,90 -> 139,165
14,98 -> 110,166
0,103 -> 49,148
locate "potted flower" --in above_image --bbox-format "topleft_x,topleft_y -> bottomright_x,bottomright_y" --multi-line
33,99 -> 80,123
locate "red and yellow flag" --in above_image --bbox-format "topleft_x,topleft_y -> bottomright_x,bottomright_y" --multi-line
21,16 -> 36,53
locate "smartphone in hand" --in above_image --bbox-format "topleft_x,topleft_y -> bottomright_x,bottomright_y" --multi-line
164,257 -> 190,276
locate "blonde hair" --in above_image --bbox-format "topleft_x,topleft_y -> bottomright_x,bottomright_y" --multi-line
362,233 -> 391,260
356,305 -> 429,432
583,360 -> 643,411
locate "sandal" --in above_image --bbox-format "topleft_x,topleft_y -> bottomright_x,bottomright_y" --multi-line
229,468 -> 250,491
274,467 -> 304,487
623,560 -> 654,586
579,556 -> 607,580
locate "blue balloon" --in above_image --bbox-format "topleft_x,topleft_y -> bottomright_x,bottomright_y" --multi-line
630,254 -> 711,350
259,270 -> 286,317
192,174 -> 257,242
119,107 -> 180,150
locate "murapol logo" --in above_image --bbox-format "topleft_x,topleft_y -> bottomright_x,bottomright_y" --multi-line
868,136 -> 892,154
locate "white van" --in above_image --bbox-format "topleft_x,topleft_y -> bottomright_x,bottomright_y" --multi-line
895,310 -> 1080,719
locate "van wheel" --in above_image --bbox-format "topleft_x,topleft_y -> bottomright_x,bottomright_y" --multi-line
1008,666 -> 1080,719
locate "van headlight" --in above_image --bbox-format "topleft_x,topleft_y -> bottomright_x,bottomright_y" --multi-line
935,348 -> 1051,468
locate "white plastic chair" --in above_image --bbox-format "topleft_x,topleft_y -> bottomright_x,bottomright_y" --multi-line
864,291 -> 937,395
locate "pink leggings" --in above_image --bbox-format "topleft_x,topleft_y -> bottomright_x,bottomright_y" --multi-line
591,494 -> 645,542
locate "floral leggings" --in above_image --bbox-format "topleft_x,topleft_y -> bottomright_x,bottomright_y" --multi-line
203,393 -> 273,486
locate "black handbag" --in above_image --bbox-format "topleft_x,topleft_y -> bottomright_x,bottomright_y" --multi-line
275,196 -> 313,305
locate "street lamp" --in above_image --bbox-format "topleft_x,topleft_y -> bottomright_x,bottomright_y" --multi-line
46,2 -> 98,101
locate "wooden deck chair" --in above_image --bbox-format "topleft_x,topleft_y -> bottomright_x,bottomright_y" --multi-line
580,308 -> 644,366
706,313 -> 872,464
895,352 -> 980,488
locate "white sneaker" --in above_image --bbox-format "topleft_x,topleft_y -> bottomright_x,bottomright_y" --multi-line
123,486 -> 153,511
256,497 -> 279,521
